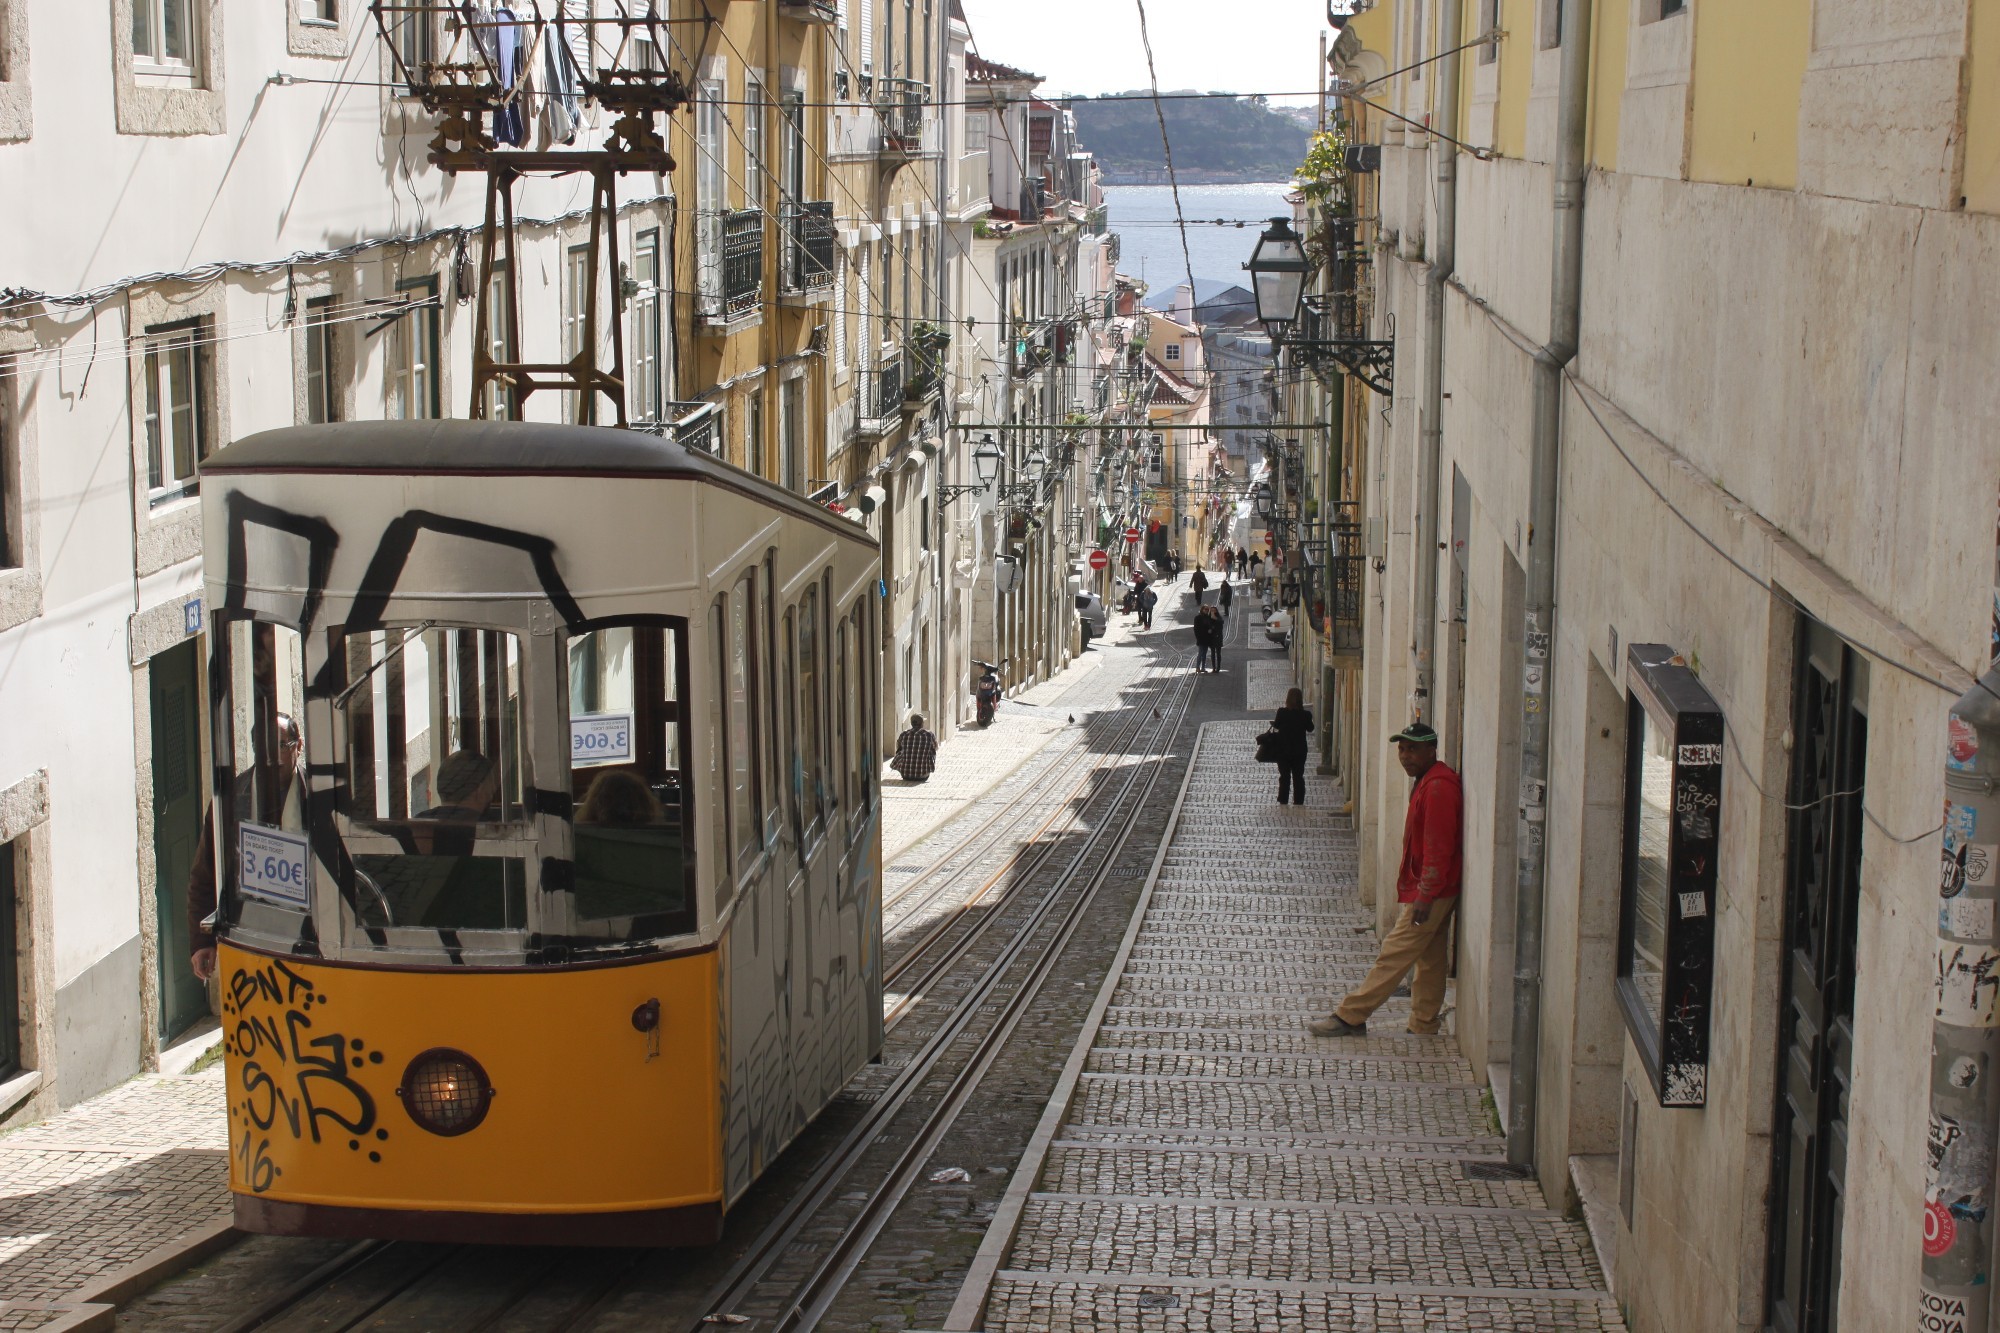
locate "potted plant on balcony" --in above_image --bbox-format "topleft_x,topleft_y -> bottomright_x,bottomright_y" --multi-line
905,321 -> 950,399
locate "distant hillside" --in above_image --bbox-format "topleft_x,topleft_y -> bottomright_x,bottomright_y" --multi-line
1073,93 -> 1311,185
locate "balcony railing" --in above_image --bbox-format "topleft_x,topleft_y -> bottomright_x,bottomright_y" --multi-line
1084,204 -> 1109,234
721,208 -> 763,319
956,149 -> 989,205
669,401 -> 722,456
875,78 -> 926,153
875,353 -> 905,419
782,200 -> 835,296
776,0 -> 838,22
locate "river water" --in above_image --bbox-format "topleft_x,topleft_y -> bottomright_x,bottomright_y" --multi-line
1100,183 -> 1295,292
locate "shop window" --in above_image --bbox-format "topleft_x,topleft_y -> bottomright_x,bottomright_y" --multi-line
1616,643 -> 1723,1107
0,840 -> 19,1081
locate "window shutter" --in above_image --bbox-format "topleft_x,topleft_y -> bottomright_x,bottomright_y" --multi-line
859,0 -> 874,70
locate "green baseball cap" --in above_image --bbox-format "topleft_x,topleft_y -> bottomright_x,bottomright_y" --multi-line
1389,721 -> 1439,745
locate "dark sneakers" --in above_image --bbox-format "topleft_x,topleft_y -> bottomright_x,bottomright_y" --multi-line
1308,1015 -> 1366,1037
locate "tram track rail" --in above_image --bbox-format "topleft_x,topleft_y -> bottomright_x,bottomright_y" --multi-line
179,642 -> 1201,1333
682,651 -> 1200,1332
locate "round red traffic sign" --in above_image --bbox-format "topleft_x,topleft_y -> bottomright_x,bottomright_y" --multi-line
1088,549 -> 1110,570
1124,527 -> 1141,544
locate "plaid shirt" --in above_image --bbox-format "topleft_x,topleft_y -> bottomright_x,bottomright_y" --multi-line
893,727 -> 938,780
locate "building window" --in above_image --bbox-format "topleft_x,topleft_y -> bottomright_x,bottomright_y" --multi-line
0,374 -> 14,569
696,80 -> 727,316
387,2 -> 433,87
299,0 -> 336,23
1163,342 -> 1180,362
1540,0 -> 1563,47
483,262 -> 516,420
779,377 -> 802,492
142,320 -> 209,502
132,0 -> 196,77
631,230 -> 662,422
385,276 -> 439,420
303,295 -> 339,425
746,387 -> 765,477
743,71 -> 767,204
566,245 -> 594,422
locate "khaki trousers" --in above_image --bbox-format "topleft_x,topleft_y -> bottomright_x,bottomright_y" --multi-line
1335,896 -> 1458,1033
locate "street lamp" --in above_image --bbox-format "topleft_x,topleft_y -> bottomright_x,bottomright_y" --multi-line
1254,482 -> 1274,520
973,435 -> 1003,485
1024,445 -> 1047,485
1243,216 -> 1309,341
942,433 -> 1007,503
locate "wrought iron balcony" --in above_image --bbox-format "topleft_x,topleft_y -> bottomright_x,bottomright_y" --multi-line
669,400 -> 721,456
721,208 -> 764,320
776,0 -> 839,23
781,200 -> 835,297
875,78 -> 927,155
875,353 -> 905,419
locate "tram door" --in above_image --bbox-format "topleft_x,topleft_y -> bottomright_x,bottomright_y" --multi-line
1766,619 -> 1868,1333
149,640 -> 210,1040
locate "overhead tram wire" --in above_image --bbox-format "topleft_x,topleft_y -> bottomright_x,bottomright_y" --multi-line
1129,0 -> 1199,307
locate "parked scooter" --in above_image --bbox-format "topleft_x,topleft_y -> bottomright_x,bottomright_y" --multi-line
974,660 -> 1004,727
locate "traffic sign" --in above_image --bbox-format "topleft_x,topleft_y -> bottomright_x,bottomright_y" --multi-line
1088,549 -> 1110,570
1124,527 -> 1141,544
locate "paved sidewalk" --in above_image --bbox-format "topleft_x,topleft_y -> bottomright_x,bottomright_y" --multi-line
0,1069 -> 230,1329
879,592 -> 1152,863
954,720 -> 1625,1332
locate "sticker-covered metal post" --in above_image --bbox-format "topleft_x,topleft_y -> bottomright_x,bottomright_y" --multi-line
1923,661 -> 2000,1333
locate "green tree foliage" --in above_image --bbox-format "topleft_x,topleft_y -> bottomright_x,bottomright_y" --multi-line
1073,94 -> 1312,183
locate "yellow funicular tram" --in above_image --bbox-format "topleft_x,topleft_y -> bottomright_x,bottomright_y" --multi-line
201,418 -> 883,1243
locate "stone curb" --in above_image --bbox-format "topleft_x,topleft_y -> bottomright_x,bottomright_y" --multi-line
940,722 -> 1209,1332
67,1217 -> 240,1314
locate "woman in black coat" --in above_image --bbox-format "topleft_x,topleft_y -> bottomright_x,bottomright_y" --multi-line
1271,686 -> 1315,804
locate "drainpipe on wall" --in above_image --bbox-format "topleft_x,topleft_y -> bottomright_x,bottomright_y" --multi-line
1410,0 -> 1465,725
1923,661 -> 2000,1331
1506,0 -> 1593,1170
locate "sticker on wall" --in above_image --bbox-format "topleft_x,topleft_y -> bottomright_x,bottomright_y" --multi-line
1677,891 -> 1708,919
1945,897 -> 1996,941
1949,714 -> 1980,773
1935,943 -> 2000,1028
1677,743 -> 1721,766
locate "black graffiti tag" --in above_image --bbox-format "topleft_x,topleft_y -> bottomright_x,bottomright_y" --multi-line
224,959 -> 385,1192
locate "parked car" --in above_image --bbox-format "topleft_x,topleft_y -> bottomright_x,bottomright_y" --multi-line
1264,607 -> 1292,648
1076,592 -> 1108,644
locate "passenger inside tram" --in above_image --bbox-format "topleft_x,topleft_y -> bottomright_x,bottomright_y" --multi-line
573,769 -> 684,920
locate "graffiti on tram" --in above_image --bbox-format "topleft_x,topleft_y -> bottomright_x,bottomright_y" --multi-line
222,958 -> 390,1191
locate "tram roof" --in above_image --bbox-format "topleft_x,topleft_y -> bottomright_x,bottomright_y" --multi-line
203,419 -> 878,545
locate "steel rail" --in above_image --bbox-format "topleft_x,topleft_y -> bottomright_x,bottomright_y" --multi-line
682,653 -> 1199,1332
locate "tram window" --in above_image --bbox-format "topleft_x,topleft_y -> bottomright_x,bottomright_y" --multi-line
727,571 -> 764,864
567,620 -> 693,930
336,627 -> 528,933
853,600 -> 874,814
220,620 -> 313,934
835,619 -> 850,818
822,574 -> 839,819
762,554 -> 780,841
798,586 -> 823,834
708,604 -> 732,885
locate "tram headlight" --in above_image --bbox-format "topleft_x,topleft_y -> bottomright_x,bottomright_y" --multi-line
396,1048 -> 495,1136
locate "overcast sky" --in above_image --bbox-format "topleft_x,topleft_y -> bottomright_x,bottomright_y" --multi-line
956,1 -> 1332,105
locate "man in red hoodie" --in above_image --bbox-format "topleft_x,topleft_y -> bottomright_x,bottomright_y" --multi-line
1310,721 -> 1463,1037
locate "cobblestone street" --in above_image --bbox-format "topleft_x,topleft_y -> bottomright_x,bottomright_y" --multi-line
950,719 -> 1626,1332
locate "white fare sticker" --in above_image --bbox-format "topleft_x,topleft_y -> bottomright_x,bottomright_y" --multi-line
1677,891 -> 1708,919
571,712 -> 634,768
239,822 -> 311,908
1678,744 -> 1722,766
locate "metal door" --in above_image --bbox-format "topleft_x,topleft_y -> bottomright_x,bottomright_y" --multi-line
1766,620 -> 1868,1333
150,639 -> 210,1040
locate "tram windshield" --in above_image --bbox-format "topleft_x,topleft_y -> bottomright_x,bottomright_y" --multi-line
336,627 -> 530,932
567,621 -> 694,935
